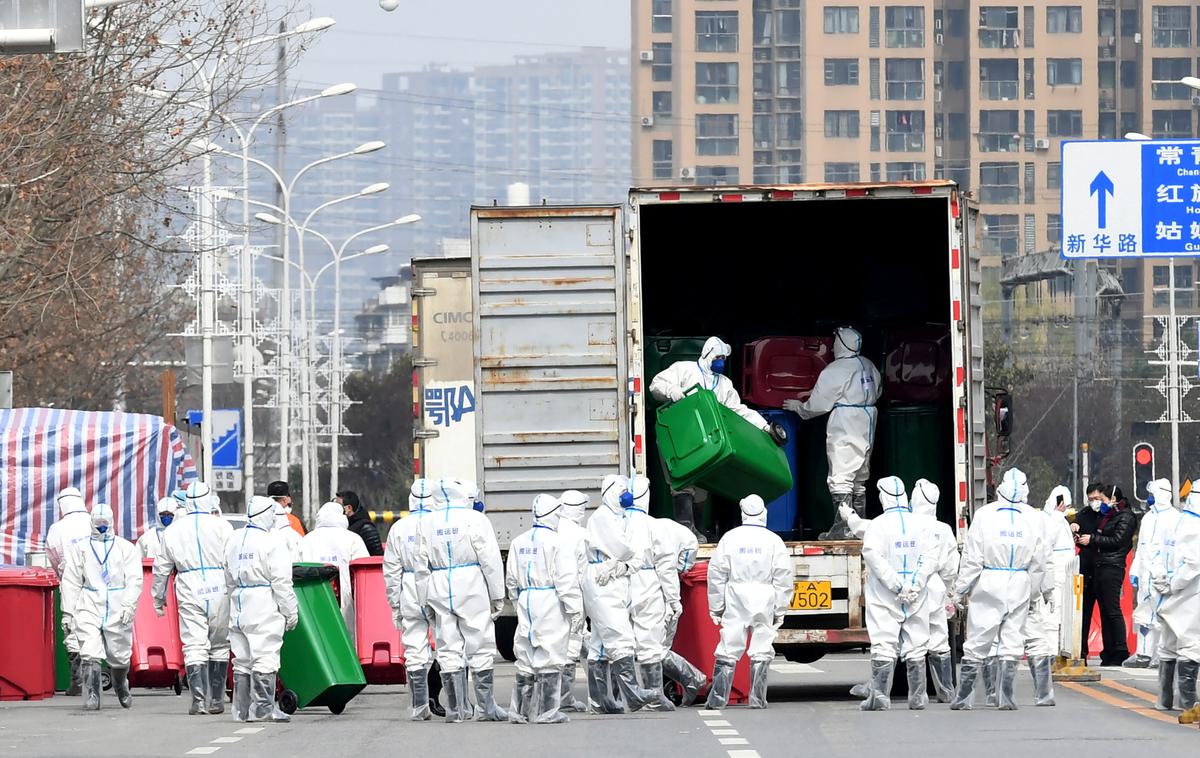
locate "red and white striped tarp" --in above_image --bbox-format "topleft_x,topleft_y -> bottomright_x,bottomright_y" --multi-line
0,408 -> 197,564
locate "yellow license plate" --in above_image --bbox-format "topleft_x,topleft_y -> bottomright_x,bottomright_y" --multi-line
790,580 -> 833,610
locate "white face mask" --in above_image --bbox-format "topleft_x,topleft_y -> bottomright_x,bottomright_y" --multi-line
1088,498 -> 1103,511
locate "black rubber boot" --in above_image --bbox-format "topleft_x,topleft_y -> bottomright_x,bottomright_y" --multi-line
111,665 -> 133,709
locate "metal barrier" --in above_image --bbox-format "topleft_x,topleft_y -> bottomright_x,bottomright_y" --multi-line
1054,555 -> 1099,681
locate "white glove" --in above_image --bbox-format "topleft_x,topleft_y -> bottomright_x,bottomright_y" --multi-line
944,602 -> 958,618
597,560 -> 632,586
709,611 -> 723,627
570,614 -> 586,636
667,386 -> 685,403
837,503 -> 854,523
153,601 -> 166,618
666,600 -> 683,625
285,615 -> 298,631
118,607 -> 135,626
61,615 -> 74,636
782,398 -> 804,415
949,593 -> 967,612
773,612 -> 785,627
490,598 -> 505,620
1153,575 -> 1172,595
391,606 -> 403,630
898,588 -> 920,606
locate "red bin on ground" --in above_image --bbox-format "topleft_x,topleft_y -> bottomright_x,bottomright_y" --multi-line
742,337 -> 833,409
350,557 -> 406,685
672,561 -> 750,705
130,558 -> 184,689
0,567 -> 58,701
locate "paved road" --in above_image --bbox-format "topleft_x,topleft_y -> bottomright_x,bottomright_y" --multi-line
2,655 -> 1194,758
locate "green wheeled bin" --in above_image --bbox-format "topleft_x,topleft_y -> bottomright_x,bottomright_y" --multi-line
278,564 -> 367,715
655,385 -> 792,503
53,588 -> 71,693
644,335 -> 709,518
873,403 -> 955,524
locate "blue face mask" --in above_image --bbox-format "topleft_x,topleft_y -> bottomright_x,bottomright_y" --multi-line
619,491 -> 634,510
1099,502 -> 1113,515
161,514 -> 174,527
473,500 -> 485,513
96,525 -> 109,535
1147,494 -> 1156,507
709,358 -> 726,374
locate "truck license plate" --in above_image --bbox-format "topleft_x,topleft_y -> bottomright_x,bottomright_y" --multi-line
790,580 -> 832,611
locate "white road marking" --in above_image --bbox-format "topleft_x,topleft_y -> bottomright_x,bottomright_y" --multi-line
705,719 -> 732,727
711,729 -> 739,736
234,728 -> 265,735
770,662 -> 823,674
211,738 -> 241,744
727,751 -> 761,758
720,738 -> 750,746
186,749 -> 220,756
699,709 -> 722,716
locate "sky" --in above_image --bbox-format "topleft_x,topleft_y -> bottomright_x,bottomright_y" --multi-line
292,0 -> 631,90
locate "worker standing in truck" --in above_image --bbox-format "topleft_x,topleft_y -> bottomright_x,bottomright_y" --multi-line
784,326 -> 882,540
650,336 -> 776,540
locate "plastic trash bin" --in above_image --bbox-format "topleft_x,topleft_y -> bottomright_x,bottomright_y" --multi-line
671,561 -> 750,705
129,559 -> 184,692
349,557 -> 406,685
797,416 -> 834,539
882,326 -> 952,405
54,588 -> 71,692
872,404 -> 954,523
644,335 -> 709,518
759,410 -> 801,540
0,567 -> 58,701
742,337 -> 833,409
279,563 -> 367,714
656,385 -> 792,503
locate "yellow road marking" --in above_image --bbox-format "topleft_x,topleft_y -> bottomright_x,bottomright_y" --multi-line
1059,682 -> 1181,726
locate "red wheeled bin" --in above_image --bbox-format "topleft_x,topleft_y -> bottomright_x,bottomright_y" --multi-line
129,558 -> 184,693
0,567 -> 58,701
349,557 -> 406,685
742,337 -> 833,409
672,561 -> 750,705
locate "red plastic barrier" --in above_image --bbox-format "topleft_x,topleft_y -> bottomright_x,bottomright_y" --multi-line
672,561 -> 750,705
742,337 -> 833,409
130,558 -> 184,689
0,567 -> 57,701
350,557 -> 406,685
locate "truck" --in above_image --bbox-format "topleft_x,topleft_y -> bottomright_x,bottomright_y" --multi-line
417,180 -> 992,663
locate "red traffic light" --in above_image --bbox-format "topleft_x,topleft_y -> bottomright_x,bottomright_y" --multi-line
1136,447 -> 1153,465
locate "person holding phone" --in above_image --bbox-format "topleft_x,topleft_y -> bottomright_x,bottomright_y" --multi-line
1074,482 -> 1136,666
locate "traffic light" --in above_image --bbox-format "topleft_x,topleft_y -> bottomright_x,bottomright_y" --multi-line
1133,442 -> 1155,503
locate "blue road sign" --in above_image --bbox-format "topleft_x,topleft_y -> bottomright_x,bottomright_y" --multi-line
186,409 -> 242,469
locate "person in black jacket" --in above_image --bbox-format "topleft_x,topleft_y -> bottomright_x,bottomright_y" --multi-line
336,490 -> 383,557
1074,482 -> 1136,666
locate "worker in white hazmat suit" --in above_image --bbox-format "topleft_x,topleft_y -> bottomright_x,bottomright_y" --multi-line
300,502 -> 369,632
1153,489 -> 1200,719
224,496 -> 298,723
419,478 -> 508,723
706,495 -> 793,709
626,474 -> 679,712
506,494 -> 585,724
273,503 -> 302,561
650,336 -> 776,539
137,497 -> 178,560
912,480 -> 960,703
860,477 -> 939,711
584,475 -> 656,712
950,469 -> 1047,711
45,487 -> 92,695
653,513 -> 707,706
152,481 -> 234,715
555,490 -> 591,712
60,502 -> 142,711
784,326 -> 882,539
1126,479 -> 1181,669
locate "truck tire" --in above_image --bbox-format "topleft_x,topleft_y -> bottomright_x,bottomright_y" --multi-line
495,615 -> 517,662
780,647 -> 826,664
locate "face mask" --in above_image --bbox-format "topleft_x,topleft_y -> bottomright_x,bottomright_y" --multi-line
1099,502 -> 1113,515
96,525 -> 109,534
709,358 -> 726,374
473,500 -> 485,513
619,491 -> 634,510
1087,498 -> 1102,511
1147,493 -> 1156,507
161,514 -> 174,527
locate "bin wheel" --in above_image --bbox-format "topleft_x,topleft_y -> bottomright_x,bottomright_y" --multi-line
666,681 -> 683,706
278,689 -> 298,715
328,701 -> 346,715
101,670 -> 112,692
173,675 -> 183,696
494,615 -> 517,662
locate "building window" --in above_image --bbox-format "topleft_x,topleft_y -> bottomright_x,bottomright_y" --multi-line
695,166 -> 739,186
778,9 -> 802,44
1047,110 -> 1083,137
824,110 -> 861,138
885,110 -> 925,151
1152,6 -> 1191,47
652,0 -> 672,33
978,110 -> 1020,152
652,140 -> 673,180
1121,9 -> 1138,36
948,112 -> 967,140
825,162 -> 861,182
1099,112 -> 1117,139
1121,60 -> 1138,88
885,6 -> 925,48
979,162 -> 1020,203
1152,58 -> 1192,99
1121,112 -> 1138,135
1153,265 -> 1170,287
1046,6 -> 1082,34
697,11 -> 739,53
652,43 -> 672,82
978,6 -> 1020,48
777,113 -> 803,146
1047,214 -> 1062,243
886,161 -> 927,180
776,62 -> 802,96
753,63 -> 772,95
824,6 -> 859,34
696,115 -> 739,156
979,59 -> 1019,100
1152,109 -> 1193,138
1177,265 -> 1194,289
652,91 -> 672,116
696,62 -> 738,104
824,58 -> 860,85
885,59 -> 924,100
982,214 -> 1019,257
1047,58 -> 1083,86
948,61 -> 966,90
1047,162 -> 1061,189
753,114 -> 773,147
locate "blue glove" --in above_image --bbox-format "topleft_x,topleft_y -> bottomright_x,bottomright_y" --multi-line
1130,576 -> 1139,593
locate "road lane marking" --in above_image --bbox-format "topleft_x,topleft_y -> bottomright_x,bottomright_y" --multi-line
1059,682 -> 1180,726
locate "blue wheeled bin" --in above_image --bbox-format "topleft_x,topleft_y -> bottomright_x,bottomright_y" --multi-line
760,409 -> 800,539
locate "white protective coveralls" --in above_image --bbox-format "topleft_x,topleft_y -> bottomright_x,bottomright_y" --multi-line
1127,479 -> 1181,668
911,479 -> 960,704
705,494 -> 793,710
626,475 -> 681,711
785,327 -> 882,535
60,502 -> 142,710
652,514 -> 706,706
138,497 -> 179,560
224,495 -> 298,723
419,478 -> 508,722
383,478 -> 440,720
152,481 -> 234,715
505,493 -> 585,724
273,503 -> 302,562
555,490 -> 590,713
860,476 -> 938,711
300,502 -> 369,631
45,487 -> 92,683
1154,490 -> 1200,715
950,469 -> 1047,711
